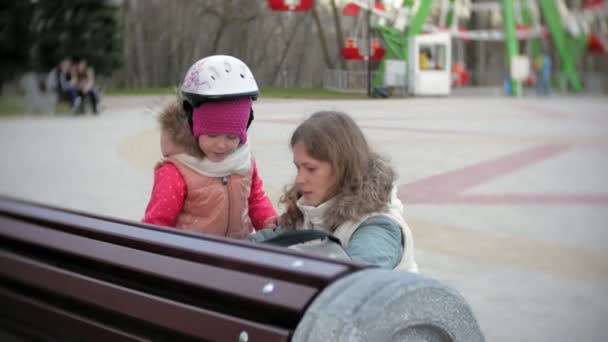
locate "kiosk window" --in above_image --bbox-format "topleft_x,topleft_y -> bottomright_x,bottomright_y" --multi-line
419,44 -> 447,71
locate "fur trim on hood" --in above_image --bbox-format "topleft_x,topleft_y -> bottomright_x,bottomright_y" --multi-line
322,153 -> 396,230
158,99 -> 204,158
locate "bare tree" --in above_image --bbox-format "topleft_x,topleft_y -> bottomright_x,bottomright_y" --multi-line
272,12 -> 309,85
312,3 -> 335,69
112,0 -> 342,88
330,0 -> 346,69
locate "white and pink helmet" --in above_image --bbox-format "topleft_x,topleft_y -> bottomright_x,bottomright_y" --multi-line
181,55 -> 259,138
181,55 -> 258,106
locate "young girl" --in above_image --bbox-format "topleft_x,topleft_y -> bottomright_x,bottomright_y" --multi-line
143,55 -> 277,238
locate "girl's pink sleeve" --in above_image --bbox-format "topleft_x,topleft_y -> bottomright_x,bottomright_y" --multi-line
248,160 -> 278,230
142,162 -> 187,227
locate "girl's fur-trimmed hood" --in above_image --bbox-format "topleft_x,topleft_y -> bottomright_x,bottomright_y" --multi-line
323,153 -> 396,230
159,100 -> 203,158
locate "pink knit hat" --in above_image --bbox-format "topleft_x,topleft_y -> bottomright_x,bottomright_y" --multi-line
191,98 -> 252,144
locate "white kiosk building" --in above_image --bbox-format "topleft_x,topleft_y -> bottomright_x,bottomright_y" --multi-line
408,32 -> 452,96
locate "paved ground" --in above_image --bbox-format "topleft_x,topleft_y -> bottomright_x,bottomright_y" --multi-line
1,94 -> 607,341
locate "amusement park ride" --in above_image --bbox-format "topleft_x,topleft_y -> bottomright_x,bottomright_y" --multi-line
268,0 -> 608,96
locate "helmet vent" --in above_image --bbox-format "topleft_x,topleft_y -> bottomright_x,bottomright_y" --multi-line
223,61 -> 232,73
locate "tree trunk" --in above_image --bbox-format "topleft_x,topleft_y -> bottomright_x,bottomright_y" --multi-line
295,14 -> 315,86
312,4 -> 334,69
330,0 -> 346,69
111,0 -> 345,88
272,14 -> 308,86
131,0 -> 148,87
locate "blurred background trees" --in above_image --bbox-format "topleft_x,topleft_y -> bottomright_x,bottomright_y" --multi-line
0,0 -> 605,92
33,0 -> 122,75
0,0 -> 121,93
0,0 -> 34,94
0,0 -> 349,91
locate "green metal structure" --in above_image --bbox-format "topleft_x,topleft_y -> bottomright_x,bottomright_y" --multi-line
503,0 -> 523,96
538,0 -> 584,92
366,0 -> 587,94
520,0 -> 543,60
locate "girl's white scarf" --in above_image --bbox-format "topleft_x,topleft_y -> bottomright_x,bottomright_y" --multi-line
168,142 -> 252,177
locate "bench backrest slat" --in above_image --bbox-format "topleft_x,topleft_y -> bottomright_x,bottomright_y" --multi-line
1,251 -> 292,341
0,288 -> 150,342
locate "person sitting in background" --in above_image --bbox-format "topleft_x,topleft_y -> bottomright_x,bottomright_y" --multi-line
419,48 -> 434,70
46,57 -> 81,113
72,59 -> 100,114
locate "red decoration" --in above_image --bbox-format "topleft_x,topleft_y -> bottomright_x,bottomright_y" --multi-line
371,37 -> 381,50
588,33 -> 607,54
341,47 -> 364,60
268,0 -> 313,11
345,38 -> 356,48
371,47 -> 386,61
374,1 -> 385,11
342,1 -> 385,16
341,43 -> 385,61
342,3 -> 361,16
583,0 -> 604,9
451,63 -> 470,87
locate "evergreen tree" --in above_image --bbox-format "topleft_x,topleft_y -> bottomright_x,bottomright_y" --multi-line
33,0 -> 122,75
0,0 -> 34,92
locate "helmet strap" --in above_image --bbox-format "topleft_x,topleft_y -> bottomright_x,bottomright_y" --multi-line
247,109 -> 254,129
182,101 -> 194,130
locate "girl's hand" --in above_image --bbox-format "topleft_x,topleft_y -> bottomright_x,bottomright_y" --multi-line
263,216 -> 281,229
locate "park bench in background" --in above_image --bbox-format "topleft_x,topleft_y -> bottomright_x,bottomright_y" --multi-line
19,72 -> 103,115
0,196 -> 484,342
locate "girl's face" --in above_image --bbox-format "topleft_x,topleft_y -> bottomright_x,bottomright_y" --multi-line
198,134 -> 240,162
292,142 -> 337,207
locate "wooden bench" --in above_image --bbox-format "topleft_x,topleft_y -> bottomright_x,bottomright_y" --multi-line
0,196 -> 484,341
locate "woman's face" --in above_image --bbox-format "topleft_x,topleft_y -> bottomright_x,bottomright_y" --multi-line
292,142 -> 337,207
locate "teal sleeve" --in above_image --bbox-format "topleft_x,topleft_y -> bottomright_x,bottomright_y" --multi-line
346,216 -> 404,269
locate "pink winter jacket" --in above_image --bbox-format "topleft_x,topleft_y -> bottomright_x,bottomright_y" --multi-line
142,158 -> 277,237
